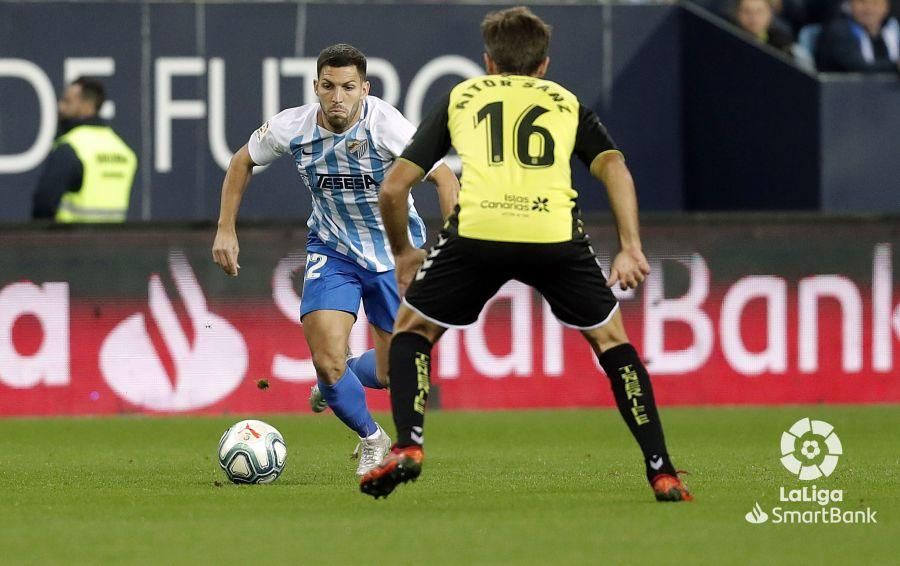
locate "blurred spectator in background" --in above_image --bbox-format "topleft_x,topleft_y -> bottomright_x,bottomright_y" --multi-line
816,0 -> 900,72
769,0 -> 808,33
32,77 -> 137,222
802,0 -> 900,26
804,0 -> 844,27
704,0 -> 900,34
708,0 -> 802,32
733,0 -> 796,56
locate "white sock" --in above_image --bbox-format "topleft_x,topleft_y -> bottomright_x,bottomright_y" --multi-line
362,425 -> 382,441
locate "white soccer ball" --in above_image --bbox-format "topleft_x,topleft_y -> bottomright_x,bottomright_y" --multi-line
217,419 -> 287,484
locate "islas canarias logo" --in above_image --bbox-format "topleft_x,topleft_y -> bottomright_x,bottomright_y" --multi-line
100,251 -> 248,411
780,418 -> 842,480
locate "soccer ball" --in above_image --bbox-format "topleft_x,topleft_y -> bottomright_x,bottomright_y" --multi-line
217,419 -> 287,484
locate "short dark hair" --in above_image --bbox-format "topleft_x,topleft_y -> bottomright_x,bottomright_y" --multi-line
316,43 -> 367,79
481,6 -> 552,75
72,77 -> 106,113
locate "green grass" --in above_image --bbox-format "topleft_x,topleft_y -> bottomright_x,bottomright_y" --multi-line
0,406 -> 896,565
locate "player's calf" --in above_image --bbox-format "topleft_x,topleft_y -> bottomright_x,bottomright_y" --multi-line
347,349 -> 386,389
387,331 -> 434,447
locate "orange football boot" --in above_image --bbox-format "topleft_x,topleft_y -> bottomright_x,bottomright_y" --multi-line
360,444 -> 424,499
651,472 -> 694,502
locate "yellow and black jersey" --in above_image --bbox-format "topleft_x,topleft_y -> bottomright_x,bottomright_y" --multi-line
401,74 -> 622,243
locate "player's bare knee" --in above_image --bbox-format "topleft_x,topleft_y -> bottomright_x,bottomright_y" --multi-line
393,306 -> 444,343
582,316 -> 630,354
310,352 -> 346,384
397,320 -> 443,343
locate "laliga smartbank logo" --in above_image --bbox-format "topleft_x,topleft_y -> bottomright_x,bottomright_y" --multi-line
744,418 -> 878,526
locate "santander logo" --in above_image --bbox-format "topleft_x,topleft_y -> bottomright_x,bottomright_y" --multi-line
99,251 -> 248,411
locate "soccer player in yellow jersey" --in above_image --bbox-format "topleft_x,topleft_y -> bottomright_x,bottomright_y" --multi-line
360,6 -> 692,502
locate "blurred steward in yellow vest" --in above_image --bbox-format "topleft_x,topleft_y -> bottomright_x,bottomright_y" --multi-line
32,77 -> 137,222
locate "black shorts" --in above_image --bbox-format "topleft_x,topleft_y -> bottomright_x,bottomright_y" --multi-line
404,232 -> 619,329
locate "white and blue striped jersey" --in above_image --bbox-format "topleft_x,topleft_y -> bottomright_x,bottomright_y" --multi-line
247,96 -> 431,272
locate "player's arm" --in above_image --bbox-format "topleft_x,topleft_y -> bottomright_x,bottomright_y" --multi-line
213,144 -> 256,277
213,117 -> 284,277
576,104 -> 649,291
424,163 -> 459,220
591,152 -> 640,253
381,93 -> 453,294
32,144 -> 82,219
381,159 -> 427,295
591,152 -> 649,290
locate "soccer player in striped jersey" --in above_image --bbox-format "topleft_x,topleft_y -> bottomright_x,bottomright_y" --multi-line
213,44 -> 460,476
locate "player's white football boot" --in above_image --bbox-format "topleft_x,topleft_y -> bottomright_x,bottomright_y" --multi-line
308,384 -> 328,413
353,424 -> 392,477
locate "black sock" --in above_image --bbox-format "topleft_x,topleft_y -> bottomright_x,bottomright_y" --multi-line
597,343 -> 677,482
389,332 -> 433,448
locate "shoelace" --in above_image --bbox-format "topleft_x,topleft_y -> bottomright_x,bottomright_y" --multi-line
354,435 -> 384,468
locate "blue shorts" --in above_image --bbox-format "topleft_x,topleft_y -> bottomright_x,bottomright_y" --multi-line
299,233 -> 400,333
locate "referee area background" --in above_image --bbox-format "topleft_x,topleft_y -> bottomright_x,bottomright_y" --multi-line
0,2 -> 897,564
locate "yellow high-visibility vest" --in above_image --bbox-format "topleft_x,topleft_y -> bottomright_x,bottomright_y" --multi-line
54,125 -> 137,223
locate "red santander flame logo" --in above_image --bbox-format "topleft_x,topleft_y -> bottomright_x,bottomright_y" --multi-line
99,252 -> 248,412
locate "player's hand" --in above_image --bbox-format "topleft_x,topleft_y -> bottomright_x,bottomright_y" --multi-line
394,248 -> 427,296
607,247 -> 650,290
212,227 -> 241,277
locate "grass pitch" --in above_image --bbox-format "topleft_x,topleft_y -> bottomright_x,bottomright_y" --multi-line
0,406 -> 895,565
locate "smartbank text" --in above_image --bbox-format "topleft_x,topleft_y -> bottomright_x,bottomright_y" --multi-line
771,487 -> 877,524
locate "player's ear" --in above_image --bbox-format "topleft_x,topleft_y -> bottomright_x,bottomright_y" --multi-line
313,79 -> 319,92
535,57 -> 550,78
362,80 -> 370,97
483,52 -> 498,74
